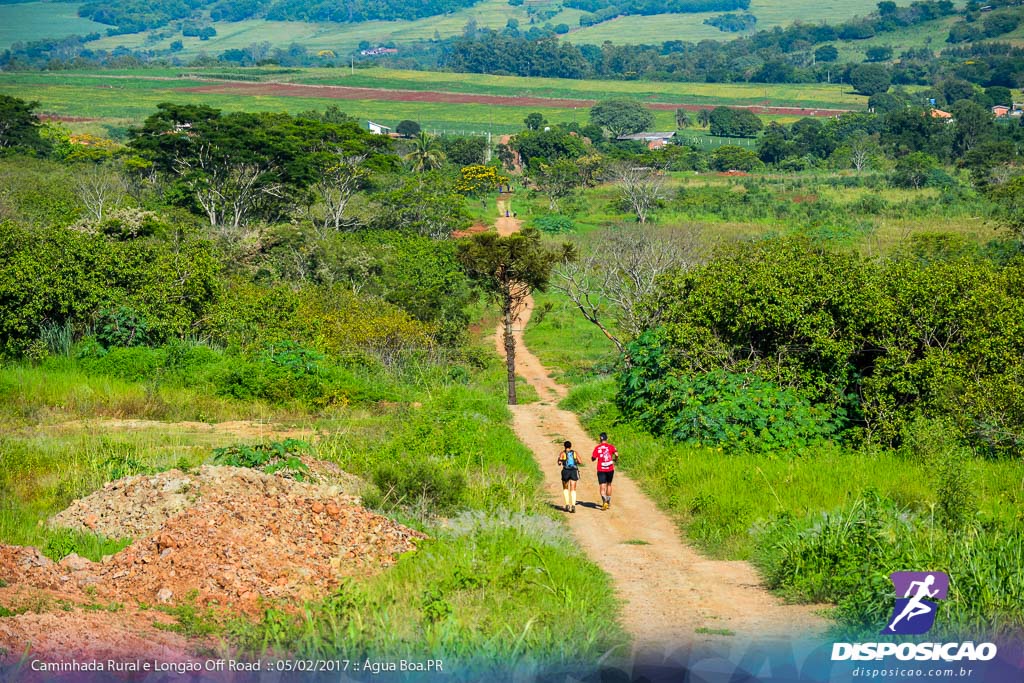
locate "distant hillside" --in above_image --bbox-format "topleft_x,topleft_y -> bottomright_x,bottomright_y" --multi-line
76,0 -> 487,32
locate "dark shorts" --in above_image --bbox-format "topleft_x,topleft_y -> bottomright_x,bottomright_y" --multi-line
597,470 -> 614,485
561,467 -> 579,482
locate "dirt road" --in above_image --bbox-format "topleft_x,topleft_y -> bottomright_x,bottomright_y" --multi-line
493,210 -> 828,652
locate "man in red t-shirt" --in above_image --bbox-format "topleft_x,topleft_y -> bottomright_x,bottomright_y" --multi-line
591,432 -> 618,511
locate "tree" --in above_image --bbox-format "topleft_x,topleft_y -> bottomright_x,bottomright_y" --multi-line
511,127 -> 587,166
0,95 -> 50,156
554,225 -> 704,360
815,45 -> 839,63
865,46 -> 893,62
674,108 -> 692,129
73,162 -> 127,223
532,158 -> 582,210
373,174 -> 471,239
709,107 -> 764,137
988,176 -> 1024,240
589,99 -> 655,138
697,109 -> 711,128
849,64 -> 892,96
454,164 -> 509,196
710,145 -> 763,172
457,228 -> 573,404
611,163 -> 666,224
396,120 -> 421,137
404,132 -> 446,173
847,132 -> 878,172
524,112 -> 547,130
951,100 -> 993,157
891,152 -> 939,189
310,153 -> 368,234
130,104 -> 389,231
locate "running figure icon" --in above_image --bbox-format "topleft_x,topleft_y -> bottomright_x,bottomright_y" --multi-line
882,572 -> 950,635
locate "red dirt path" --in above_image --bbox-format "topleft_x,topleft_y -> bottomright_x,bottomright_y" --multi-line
177,81 -> 852,117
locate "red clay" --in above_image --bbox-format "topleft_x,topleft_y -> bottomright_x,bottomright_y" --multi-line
176,81 -> 852,117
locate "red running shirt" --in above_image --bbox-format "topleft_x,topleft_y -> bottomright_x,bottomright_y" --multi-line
592,443 -> 617,472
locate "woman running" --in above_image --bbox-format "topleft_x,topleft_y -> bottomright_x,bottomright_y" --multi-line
557,440 -> 581,513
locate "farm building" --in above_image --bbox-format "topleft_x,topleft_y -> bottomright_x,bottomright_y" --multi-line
367,121 -> 392,135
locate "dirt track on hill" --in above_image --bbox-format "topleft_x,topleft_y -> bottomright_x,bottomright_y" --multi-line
177,81 -> 852,117
492,210 -> 829,652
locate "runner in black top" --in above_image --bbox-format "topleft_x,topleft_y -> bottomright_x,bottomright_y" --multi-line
557,440 -> 581,513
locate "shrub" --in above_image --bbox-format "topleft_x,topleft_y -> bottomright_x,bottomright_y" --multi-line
531,214 -> 575,234
213,439 -> 310,480
618,340 -> 840,454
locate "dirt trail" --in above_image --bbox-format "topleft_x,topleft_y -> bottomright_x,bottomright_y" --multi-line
494,209 -> 827,651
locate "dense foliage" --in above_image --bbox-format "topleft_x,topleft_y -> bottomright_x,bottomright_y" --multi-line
623,237 -> 1024,453
76,0 -> 485,32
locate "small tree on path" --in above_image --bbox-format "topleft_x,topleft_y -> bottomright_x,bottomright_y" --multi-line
458,227 -> 574,404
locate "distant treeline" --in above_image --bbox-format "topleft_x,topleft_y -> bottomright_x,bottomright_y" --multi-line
76,0 -> 484,32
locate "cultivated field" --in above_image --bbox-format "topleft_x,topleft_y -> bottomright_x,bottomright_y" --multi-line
0,67 -> 864,138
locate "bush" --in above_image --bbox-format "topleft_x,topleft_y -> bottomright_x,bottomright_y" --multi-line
618,337 -> 841,454
531,214 -> 575,234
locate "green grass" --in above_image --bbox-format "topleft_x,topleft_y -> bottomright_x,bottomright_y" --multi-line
558,377 -> 1024,561
0,2 -> 107,51
1,0 -> 886,56
569,0 -> 880,44
0,344 -> 629,664
80,0 -> 586,57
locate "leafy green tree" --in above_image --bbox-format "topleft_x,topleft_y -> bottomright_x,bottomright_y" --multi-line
708,107 -> 763,137
130,103 -> 389,231
440,135 -> 487,166
815,45 -> 839,63
891,151 -> 939,189
710,145 -> 763,171
524,112 -> 547,131
395,119 -> 421,137
457,228 -> 573,404
532,158 -> 582,210
697,109 -> 711,128
0,95 -> 50,156
849,64 -> 892,96
951,100 -> 993,156
989,176 -> 1024,240
589,99 -> 655,138
865,46 -> 893,63
372,174 -> 470,239
511,127 -> 586,166
403,132 -> 446,173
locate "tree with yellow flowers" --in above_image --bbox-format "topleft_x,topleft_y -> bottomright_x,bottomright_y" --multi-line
454,164 -> 509,197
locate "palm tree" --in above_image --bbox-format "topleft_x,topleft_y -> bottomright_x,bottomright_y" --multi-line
675,108 -> 692,129
696,109 -> 711,129
403,132 -> 446,172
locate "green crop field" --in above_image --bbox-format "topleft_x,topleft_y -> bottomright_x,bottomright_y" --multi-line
287,67 -> 867,109
0,2 -> 107,50
0,68 -> 851,138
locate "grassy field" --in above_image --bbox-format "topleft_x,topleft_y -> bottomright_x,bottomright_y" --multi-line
1,0 -> 888,55
0,68 -> 851,138
567,0 -> 880,44
0,2 -> 107,50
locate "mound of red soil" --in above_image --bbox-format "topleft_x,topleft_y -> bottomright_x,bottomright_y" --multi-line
1,467 -> 424,664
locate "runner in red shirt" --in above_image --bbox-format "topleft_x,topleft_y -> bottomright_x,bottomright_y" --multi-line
591,432 -> 618,511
